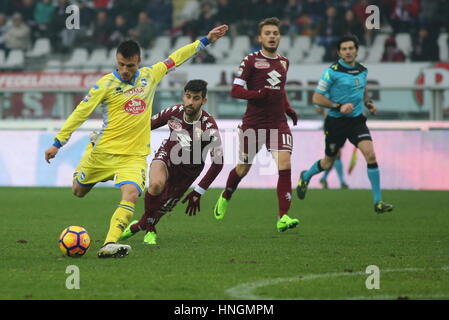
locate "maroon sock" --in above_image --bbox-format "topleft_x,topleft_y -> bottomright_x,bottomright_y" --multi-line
222,168 -> 243,200
134,192 -> 164,232
277,169 -> 292,217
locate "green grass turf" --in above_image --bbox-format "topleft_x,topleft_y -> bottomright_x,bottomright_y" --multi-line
1,187 -> 448,300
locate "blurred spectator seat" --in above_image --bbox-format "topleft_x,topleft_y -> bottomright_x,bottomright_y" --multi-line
26,38 -> 51,58
64,48 -> 89,71
2,49 -> 25,69
207,35 -> 231,61
46,59 -> 62,72
223,36 -> 250,64
302,43 -> 324,64
0,49 -> 5,66
396,33 -> 412,59
84,48 -> 108,72
290,36 -> 312,63
438,33 -> 448,62
365,34 -> 388,63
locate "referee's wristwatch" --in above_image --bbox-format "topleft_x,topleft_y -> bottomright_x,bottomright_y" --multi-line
332,102 -> 342,111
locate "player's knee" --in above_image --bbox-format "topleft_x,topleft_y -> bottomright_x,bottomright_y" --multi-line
321,158 -> 334,170
236,165 -> 250,177
364,151 -> 377,163
148,181 -> 165,195
127,190 -> 140,203
72,187 -> 86,198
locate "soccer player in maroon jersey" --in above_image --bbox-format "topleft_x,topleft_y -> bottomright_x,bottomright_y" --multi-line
119,80 -> 224,245
213,17 -> 300,232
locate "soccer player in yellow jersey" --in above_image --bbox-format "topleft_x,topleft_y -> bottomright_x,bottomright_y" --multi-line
44,24 -> 229,258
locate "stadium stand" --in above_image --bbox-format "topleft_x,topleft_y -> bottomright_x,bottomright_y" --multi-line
0,0 -> 448,70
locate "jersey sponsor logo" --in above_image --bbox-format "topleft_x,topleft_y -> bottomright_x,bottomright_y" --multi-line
255,61 -> 270,69
124,87 -> 144,97
124,98 -> 147,115
267,70 -> 282,86
168,119 -> 183,131
280,60 -> 288,71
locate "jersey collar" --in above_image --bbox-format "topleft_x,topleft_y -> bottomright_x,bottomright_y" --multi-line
259,50 -> 279,60
338,59 -> 357,69
183,109 -> 203,124
113,69 -> 141,86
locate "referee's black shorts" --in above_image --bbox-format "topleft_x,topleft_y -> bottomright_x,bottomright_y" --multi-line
324,114 -> 372,157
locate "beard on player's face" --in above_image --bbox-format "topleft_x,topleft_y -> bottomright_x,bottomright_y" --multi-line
262,43 -> 278,53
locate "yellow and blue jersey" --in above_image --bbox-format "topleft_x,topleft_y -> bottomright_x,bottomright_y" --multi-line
315,59 -> 367,118
54,37 -> 211,156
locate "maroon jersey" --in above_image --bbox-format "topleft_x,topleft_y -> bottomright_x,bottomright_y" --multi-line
233,50 -> 290,128
151,104 -> 223,190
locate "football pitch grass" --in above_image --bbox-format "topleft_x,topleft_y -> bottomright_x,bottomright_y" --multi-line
1,187 -> 448,300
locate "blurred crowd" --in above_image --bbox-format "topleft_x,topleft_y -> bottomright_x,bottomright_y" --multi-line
0,0 -> 447,62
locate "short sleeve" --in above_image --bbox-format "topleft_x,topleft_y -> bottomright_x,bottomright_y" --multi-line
315,68 -> 333,95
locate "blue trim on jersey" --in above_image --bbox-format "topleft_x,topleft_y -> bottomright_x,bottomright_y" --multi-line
75,177 -> 95,187
199,36 -> 210,47
118,204 -> 135,211
118,205 -> 135,213
53,139 -> 62,148
115,181 -> 143,196
112,69 -> 140,86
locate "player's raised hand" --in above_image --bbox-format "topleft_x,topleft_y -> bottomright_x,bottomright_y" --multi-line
207,24 -> 229,43
182,190 -> 202,216
45,145 -> 59,163
340,103 -> 354,114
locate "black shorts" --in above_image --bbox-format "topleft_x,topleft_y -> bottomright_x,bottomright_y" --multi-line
324,114 -> 372,157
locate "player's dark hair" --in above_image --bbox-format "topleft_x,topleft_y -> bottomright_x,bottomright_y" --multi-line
258,17 -> 280,35
184,79 -> 208,98
336,34 -> 359,51
117,39 -> 141,58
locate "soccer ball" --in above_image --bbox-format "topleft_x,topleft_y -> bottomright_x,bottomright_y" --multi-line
59,226 -> 91,257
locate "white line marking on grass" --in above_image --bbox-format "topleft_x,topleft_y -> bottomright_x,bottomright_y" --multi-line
225,266 -> 449,300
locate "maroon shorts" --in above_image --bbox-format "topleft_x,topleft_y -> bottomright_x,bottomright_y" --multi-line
238,123 -> 293,164
152,141 -> 198,213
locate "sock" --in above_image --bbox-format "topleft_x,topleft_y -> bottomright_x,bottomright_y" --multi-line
104,200 -> 135,245
334,158 -> 346,185
321,169 -> 330,182
367,163 -> 382,204
222,168 -> 243,200
277,169 -> 292,217
134,192 -> 164,232
303,160 -> 324,182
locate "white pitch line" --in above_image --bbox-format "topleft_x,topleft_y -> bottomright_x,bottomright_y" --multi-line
225,266 -> 449,300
